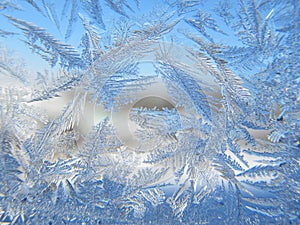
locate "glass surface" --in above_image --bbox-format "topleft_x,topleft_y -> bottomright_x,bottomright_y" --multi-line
0,0 -> 299,224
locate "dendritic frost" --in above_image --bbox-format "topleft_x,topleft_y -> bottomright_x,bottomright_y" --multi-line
0,0 -> 299,224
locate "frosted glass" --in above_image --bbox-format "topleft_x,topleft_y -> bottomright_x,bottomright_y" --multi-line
0,0 -> 299,224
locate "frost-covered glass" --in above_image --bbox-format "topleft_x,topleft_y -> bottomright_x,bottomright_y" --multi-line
0,0 -> 299,224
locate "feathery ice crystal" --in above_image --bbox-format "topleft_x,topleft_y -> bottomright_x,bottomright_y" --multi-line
0,0 -> 299,224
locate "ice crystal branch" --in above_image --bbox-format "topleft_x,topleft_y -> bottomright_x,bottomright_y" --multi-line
185,9 -> 226,42
82,0 -> 105,29
0,47 -> 28,84
6,15 -> 84,69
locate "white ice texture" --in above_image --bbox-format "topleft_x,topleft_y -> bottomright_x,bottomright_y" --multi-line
0,0 -> 299,224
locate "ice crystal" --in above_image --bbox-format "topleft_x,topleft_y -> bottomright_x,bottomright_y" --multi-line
0,0 -> 299,224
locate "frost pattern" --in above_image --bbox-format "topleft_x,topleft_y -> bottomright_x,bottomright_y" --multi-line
0,0 -> 299,224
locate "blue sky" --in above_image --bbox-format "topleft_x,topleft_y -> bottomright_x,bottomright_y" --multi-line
0,0 -> 239,75
0,0 -> 154,72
